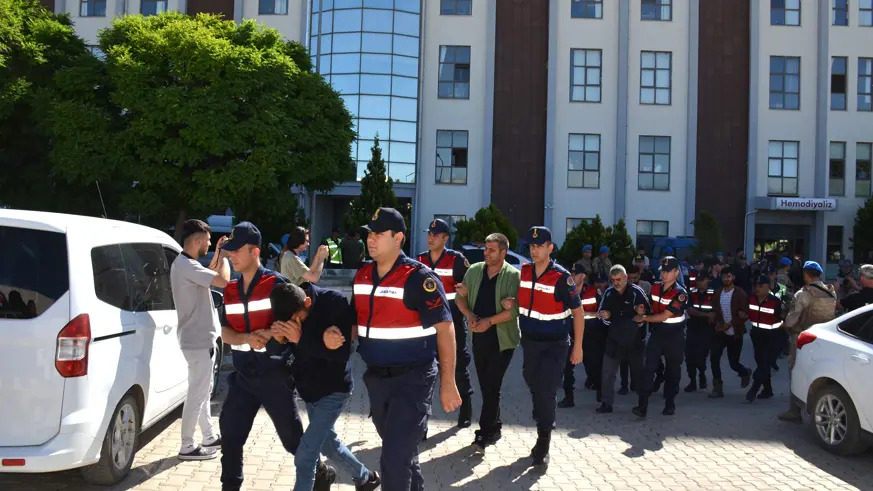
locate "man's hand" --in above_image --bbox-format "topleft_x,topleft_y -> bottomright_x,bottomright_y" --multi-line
706,312 -> 716,323
634,304 -> 646,315
599,310 -> 611,320
216,236 -> 229,251
456,283 -> 469,297
271,320 -> 302,344
440,380 -> 462,413
633,314 -> 645,323
737,310 -> 748,320
501,296 -> 516,310
465,314 -> 479,330
316,245 -> 330,260
715,323 -> 728,332
570,342 -> 583,365
471,317 -> 493,333
248,330 -> 271,350
323,326 -> 346,350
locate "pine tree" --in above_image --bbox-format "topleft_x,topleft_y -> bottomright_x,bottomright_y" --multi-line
607,219 -> 637,268
453,204 -> 519,250
852,197 -> 873,262
557,216 -> 608,266
691,210 -> 724,258
345,136 -> 398,232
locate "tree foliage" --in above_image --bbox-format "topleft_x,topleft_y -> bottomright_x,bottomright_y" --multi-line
557,216 -> 636,268
345,136 -> 397,232
453,204 -> 519,250
38,12 -> 355,239
691,210 -> 724,258
852,198 -> 873,262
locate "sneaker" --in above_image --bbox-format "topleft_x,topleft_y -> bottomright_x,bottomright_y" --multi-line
472,433 -> 487,454
178,445 -> 219,461
356,470 -> 381,491
314,462 -> 337,491
202,434 -> 222,448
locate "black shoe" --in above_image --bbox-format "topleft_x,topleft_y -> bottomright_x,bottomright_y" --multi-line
746,381 -> 762,403
662,403 -> 675,416
699,374 -> 708,389
558,391 -> 575,408
178,445 -> 219,461
619,385 -> 629,395
457,397 -> 472,428
356,470 -> 381,491
740,373 -> 751,388
202,435 -> 222,448
653,374 -> 664,393
596,403 -> 613,414
314,462 -> 337,491
632,394 -> 648,418
772,362 -> 780,372
684,381 -> 697,393
530,429 -> 551,467
596,390 -> 602,403
584,377 -> 594,389
758,381 -> 774,399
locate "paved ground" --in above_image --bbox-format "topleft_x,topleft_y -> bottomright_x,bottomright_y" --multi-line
3,337 -> 872,491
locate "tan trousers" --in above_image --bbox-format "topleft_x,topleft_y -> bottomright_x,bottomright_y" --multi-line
787,333 -> 799,411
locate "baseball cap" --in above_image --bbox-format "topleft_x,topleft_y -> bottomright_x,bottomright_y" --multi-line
755,275 -> 770,285
594,273 -> 608,283
803,261 -> 824,274
780,257 -> 792,266
634,255 -> 646,262
426,218 -> 450,235
223,221 -> 262,251
599,245 -> 609,253
525,226 -> 552,245
659,256 -> 679,272
571,263 -> 588,276
582,244 -> 593,252
716,251 -> 724,257
281,233 -> 290,246
665,246 -> 675,254
363,207 -> 406,234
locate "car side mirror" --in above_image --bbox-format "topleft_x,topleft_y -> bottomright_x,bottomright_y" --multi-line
211,290 -> 224,309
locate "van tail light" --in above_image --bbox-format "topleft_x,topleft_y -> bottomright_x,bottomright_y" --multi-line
56,314 -> 91,378
797,331 -> 817,350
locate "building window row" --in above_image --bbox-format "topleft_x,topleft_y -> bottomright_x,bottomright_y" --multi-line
440,0 -> 472,16
438,46 -> 471,99
435,130 -> 468,184
771,0 -> 873,27
570,49 -> 672,105
564,134 -> 671,191
570,0 -> 671,21
79,0 -> 172,16
829,141 -> 873,197
260,0 -> 289,15
831,57 -> 873,112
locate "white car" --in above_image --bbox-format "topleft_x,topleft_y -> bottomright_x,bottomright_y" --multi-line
790,305 -> 873,456
0,210 -> 222,485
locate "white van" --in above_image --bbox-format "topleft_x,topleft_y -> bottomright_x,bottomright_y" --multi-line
0,210 -> 222,485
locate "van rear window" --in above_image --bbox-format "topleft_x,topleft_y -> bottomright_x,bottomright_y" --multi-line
0,226 -> 69,319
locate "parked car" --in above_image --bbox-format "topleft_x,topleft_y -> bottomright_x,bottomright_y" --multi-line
459,244 -> 530,270
790,305 -> 873,456
0,210 -> 223,485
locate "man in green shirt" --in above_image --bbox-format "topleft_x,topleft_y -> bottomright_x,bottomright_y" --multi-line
280,226 -> 329,285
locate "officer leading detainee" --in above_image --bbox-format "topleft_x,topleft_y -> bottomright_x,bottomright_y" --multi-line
516,226 -> 584,468
352,207 -> 462,491
743,275 -> 784,403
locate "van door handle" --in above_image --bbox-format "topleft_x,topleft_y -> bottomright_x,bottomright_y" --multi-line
162,324 -> 173,335
852,353 -> 871,364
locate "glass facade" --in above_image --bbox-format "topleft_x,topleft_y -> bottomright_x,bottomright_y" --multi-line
310,0 -> 422,183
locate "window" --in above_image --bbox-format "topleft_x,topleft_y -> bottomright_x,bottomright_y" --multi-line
827,226 -> 844,265
79,0 -> 106,16
438,46 -> 470,99
771,0 -> 801,25
568,133 -> 600,188
91,243 -> 173,312
435,130 -> 468,184
640,51 -> 671,105
87,46 -> 105,60
833,0 -> 849,25
769,56 -> 801,110
571,49 -> 602,102
830,141 -> 846,196
767,141 -> 799,196
433,215 -> 465,248
440,0 -> 471,15
862,0 -> 873,26
859,58 -> 873,111
638,135 -> 670,190
831,57 -> 848,110
837,310 -> 873,343
571,0 -> 602,19
641,0 -> 671,21
141,0 -> 167,15
566,218 -> 594,235
857,143 -> 872,197
0,227 -> 69,320
637,220 -> 669,238
259,0 -> 288,15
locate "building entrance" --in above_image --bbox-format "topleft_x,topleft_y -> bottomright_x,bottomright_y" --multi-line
753,224 -> 809,263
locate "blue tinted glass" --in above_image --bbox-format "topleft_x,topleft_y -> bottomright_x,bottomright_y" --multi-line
340,95 -> 359,115
320,0 -> 334,9
356,161 -> 367,181
362,54 -> 392,73
333,9 -> 362,32
331,74 -> 360,94
396,0 -> 420,13
394,11 -> 420,36
364,0 -> 392,7
389,142 -> 416,163
391,76 -> 417,97
311,13 -> 320,32
363,9 -> 393,32
360,74 -> 391,94
359,96 -> 391,118
390,121 -> 416,142
389,163 -> 416,183
358,119 -> 390,140
770,56 -> 785,73
318,55 -> 331,73
332,53 -> 361,73
357,140 -> 374,160
311,0 -> 319,13
391,97 -> 417,121
362,33 -> 392,53
393,35 -> 418,56
321,11 -> 333,32
392,55 -> 418,77
318,34 -> 332,54
334,0 -> 362,7
332,33 -> 361,53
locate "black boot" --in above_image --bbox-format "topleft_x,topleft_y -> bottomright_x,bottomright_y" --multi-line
618,385 -> 629,395
699,373 -> 708,389
558,390 -> 575,408
530,428 -> 551,467
746,381 -> 762,402
314,461 -> 337,491
632,394 -> 649,418
457,396 -> 472,428
653,373 -> 664,394
708,378 -> 724,399
684,378 -> 697,393
596,403 -> 613,413
662,400 -> 676,416
740,371 -> 751,388
758,380 -> 774,399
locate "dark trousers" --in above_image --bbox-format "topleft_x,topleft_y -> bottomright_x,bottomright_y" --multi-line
751,328 -> 782,383
471,328 -> 514,438
363,361 -> 437,491
640,327 -> 685,402
685,324 -> 714,378
601,339 -> 645,406
710,331 -> 750,380
220,370 -> 304,489
562,331 -> 578,392
620,361 -> 631,389
451,304 -> 473,398
522,336 -> 570,431
581,322 -> 606,391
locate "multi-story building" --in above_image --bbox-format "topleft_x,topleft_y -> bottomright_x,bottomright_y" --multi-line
43,0 -> 873,273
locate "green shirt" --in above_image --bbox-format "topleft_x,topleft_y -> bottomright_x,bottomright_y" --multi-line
462,261 -> 521,351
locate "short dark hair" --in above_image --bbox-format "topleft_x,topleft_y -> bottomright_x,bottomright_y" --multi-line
270,283 -> 308,322
287,226 -> 308,251
485,233 -> 509,251
182,219 -> 210,244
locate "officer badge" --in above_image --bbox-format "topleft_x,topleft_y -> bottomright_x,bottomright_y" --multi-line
678,294 -> 687,302
464,257 -> 470,268
229,229 -> 234,240
532,228 -> 538,239
431,219 -> 438,228
423,277 -> 437,293
372,209 -> 380,221
567,276 -> 576,287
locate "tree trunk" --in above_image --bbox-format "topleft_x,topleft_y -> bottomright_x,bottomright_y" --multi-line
173,208 -> 187,244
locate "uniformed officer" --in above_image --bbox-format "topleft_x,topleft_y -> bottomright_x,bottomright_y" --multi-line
559,263 -> 600,408
218,222 -> 335,491
633,256 -> 689,418
416,218 -> 473,427
743,275 -> 784,402
688,258 -> 705,290
353,207 -> 462,491
517,226 -> 584,467
684,274 -> 715,392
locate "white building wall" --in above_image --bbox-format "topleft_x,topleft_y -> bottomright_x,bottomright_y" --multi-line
415,0 -> 491,249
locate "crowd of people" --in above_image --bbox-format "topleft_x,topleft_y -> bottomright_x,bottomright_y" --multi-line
165,210 -> 873,491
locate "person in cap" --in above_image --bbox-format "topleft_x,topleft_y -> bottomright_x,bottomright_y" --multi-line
688,258 -> 705,290
593,245 -> 612,279
766,265 -> 791,367
574,245 -> 594,283
740,275 -> 785,403
416,218 -> 474,428
637,246 -> 650,268
321,228 -> 344,269
558,263 -> 600,408
217,222 -> 335,490
632,256 -> 689,417
778,261 -> 836,423
777,257 -> 795,291
517,226 -> 584,467
352,207 -> 461,490
581,272 -> 610,395
683,273 -> 715,393
708,265 -> 752,399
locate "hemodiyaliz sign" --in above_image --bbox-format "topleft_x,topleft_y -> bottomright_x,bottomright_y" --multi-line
773,197 -> 837,211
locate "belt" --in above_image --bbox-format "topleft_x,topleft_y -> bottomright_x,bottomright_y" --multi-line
367,361 -> 432,378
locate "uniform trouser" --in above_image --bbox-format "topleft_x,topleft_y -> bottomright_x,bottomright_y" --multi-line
522,336 -> 570,431
620,361 -> 631,389
601,340 -> 645,407
751,327 -> 782,384
685,324 -> 714,379
363,361 -> 437,491
471,328 -> 515,438
450,303 -> 473,399
581,322 -> 606,391
640,327 -> 685,403
710,331 -> 750,381
180,348 -> 217,451
787,333 -> 801,412
220,369 -> 304,490
562,331 -> 577,392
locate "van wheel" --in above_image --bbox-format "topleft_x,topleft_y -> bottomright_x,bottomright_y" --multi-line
811,384 -> 869,456
211,339 -> 224,400
81,394 -> 141,486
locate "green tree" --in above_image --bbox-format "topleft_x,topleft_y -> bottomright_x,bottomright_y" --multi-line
345,136 -> 397,232
607,219 -> 637,268
453,204 -> 519,250
691,210 -> 724,258
852,197 -> 873,262
557,216 -> 609,266
39,12 -> 354,240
